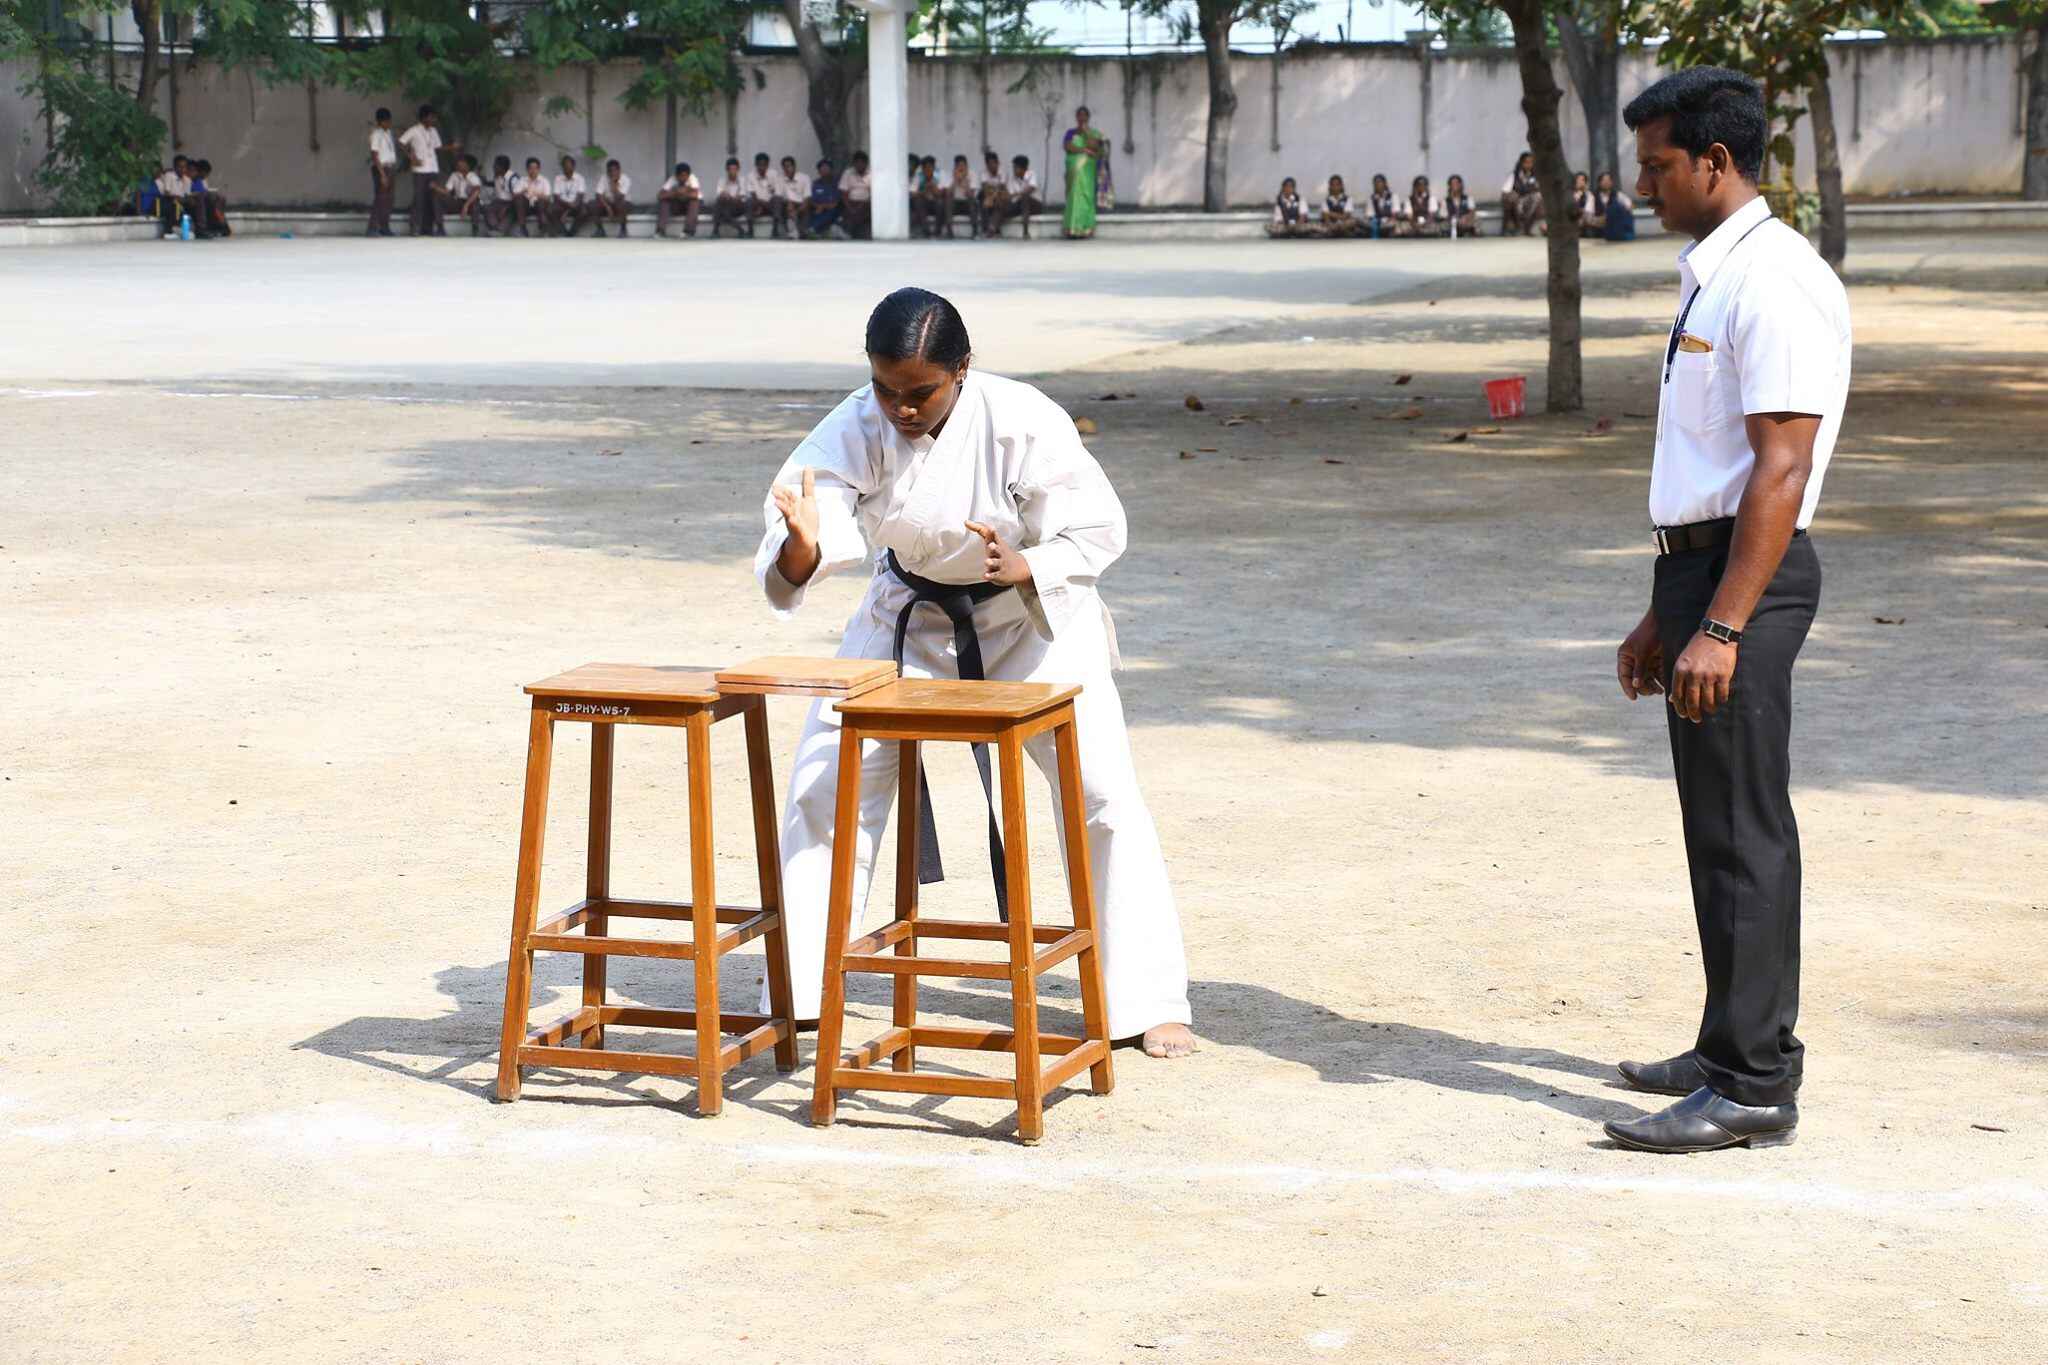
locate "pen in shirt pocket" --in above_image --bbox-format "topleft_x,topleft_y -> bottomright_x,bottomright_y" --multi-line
1675,332 -> 1714,353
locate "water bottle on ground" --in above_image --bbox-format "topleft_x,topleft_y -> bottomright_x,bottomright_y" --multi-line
179,212 -> 193,241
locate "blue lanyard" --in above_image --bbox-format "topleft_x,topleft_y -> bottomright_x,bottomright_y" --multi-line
1664,215 -> 1770,385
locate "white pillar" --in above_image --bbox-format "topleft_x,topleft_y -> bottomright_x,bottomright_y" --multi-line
859,0 -> 912,240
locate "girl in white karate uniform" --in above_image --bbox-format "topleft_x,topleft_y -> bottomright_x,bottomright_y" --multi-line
754,288 -> 1195,1058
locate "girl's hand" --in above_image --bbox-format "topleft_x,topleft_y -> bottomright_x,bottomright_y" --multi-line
965,521 -> 1032,586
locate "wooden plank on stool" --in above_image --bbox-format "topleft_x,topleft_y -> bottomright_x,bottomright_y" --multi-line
833,1068 -> 1015,1100
716,656 -> 897,698
525,663 -> 724,704
839,953 -> 1008,980
528,933 -> 696,961
834,678 -> 1080,722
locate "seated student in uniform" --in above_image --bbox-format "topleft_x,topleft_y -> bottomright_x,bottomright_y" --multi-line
745,152 -> 781,238
433,152 -> 482,233
913,154 -> 944,238
942,154 -> 978,238
131,165 -> 162,221
712,157 -> 749,238
156,155 -> 195,237
975,150 -> 1009,238
753,285 -> 1198,1061
777,155 -> 812,239
839,151 -> 874,239
1267,176 -> 1312,238
1321,173 -> 1360,237
551,154 -> 591,237
1397,173 -> 1444,237
1592,169 -> 1637,241
1366,172 -> 1397,238
1002,154 -> 1040,237
1501,150 -> 1542,235
1572,170 -> 1600,237
1442,173 -> 1479,238
807,158 -> 843,239
513,156 -> 552,237
592,159 -> 632,237
478,155 -> 515,236
656,161 -> 702,237
189,158 -> 231,237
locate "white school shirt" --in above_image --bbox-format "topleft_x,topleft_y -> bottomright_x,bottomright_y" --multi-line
1400,194 -> 1441,222
552,172 -> 587,203
157,170 -> 192,197
716,173 -> 745,200
661,172 -> 701,196
518,174 -> 551,202
444,170 -> 481,197
754,370 -> 1125,648
978,167 -> 1005,191
780,170 -> 811,203
745,169 -> 780,199
1005,170 -> 1037,198
369,127 -> 398,169
398,123 -> 441,174
838,167 -> 872,202
599,173 -> 631,198
1651,195 -> 1852,531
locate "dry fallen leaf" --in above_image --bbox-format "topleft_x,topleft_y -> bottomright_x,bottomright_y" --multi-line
1073,416 -> 1099,435
1379,405 -> 1424,421
1221,416 -> 1250,427
1873,615 -> 1906,625
1096,392 -> 1121,401
1586,416 -> 1615,437
1445,430 -> 1470,444
1289,396 -> 1304,405
1393,373 -> 1413,386
1178,450 -> 1195,459
596,447 -> 623,457
1322,458 -> 1345,464
1184,394 -> 1206,411
1470,425 -> 1502,435
1196,446 -> 1218,452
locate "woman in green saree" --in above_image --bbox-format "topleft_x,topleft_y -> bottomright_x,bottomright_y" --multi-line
1062,105 -> 1109,239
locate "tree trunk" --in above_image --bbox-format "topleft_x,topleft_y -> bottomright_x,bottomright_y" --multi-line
2026,19 -> 2048,202
1197,4 -> 1236,212
784,0 -> 853,168
131,0 -> 163,110
1554,6 -> 1619,184
1505,0 -> 1582,413
1809,62 -> 1846,270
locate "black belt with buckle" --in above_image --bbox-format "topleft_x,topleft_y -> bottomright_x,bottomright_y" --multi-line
1653,517 -> 1807,556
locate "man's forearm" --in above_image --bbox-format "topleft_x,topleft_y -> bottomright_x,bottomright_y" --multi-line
1707,419 -> 1815,630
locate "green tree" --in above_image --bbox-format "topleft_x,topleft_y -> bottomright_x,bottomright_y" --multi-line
1554,2 -> 1652,185
1423,0 -> 1585,411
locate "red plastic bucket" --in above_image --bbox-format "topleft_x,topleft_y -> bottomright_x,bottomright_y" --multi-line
1484,376 -> 1528,419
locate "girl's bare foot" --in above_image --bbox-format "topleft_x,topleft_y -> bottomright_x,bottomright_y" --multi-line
1142,1023 -> 1197,1058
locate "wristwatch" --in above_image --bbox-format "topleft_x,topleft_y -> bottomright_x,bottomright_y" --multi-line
1700,617 -> 1744,645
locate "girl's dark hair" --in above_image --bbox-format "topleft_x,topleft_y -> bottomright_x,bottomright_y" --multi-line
865,288 -> 971,371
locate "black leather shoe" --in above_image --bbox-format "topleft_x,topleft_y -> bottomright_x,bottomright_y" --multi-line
1617,1051 -> 1709,1097
1604,1086 -> 1798,1153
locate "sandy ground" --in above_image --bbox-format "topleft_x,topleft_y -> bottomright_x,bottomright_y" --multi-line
3,232 -> 2046,1363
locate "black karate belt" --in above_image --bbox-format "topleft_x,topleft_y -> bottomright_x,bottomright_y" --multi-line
885,549 -> 1013,919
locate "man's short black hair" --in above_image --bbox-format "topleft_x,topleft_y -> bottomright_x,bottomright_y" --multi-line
375,107 -> 391,123
1623,66 -> 1766,181
417,103 -> 434,120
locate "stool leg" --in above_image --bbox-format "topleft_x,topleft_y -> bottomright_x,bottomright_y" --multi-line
582,723 -> 614,1049
744,696 -> 798,1073
686,710 -> 723,1116
892,739 -> 921,1073
496,706 -> 555,1102
811,725 -> 864,1127
1054,714 -> 1114,1096
998,731 -> 1044,1144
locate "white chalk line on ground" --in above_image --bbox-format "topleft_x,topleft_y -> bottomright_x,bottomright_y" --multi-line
7,1105 -> 2044,1218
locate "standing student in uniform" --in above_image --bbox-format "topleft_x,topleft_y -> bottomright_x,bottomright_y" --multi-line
839,151 -> 874,239
593,160 -> 632,237
777,155 -> 812,239
1606,67 -> 1851,1155
753,287 -> 1198,1059
399,104 -> 458,237
657,162 -> 702,237
367,108 -> 399,237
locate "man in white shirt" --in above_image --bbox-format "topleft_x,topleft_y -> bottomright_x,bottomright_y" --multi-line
513,156 -> 552,237
656,161 -> 701,238
592,159 -> 632,238
433,153 -> 483,233
1607,67 -> 1852,1156
712,157 -> 749,238
551,154 -> 590,236
1002,154 -> 1040,238
397,104 -> 458,237
366,107 -> 398,237
776,155 -> 811,239
154,155 -> 194,237
837,151 -> 873,239
744,151 -> 782,238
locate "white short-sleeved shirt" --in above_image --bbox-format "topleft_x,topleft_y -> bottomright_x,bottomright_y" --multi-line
397,123 -> 441,174
662,173 -> 701,196
1651,195 -> 1852,530
598,173 -> 631,198
552,172 -> 587,202
716,174 -> 745,199
838,168 -> 872,202
518,173 -> 551,201
779,170 -> 811,202
1006,171 -> 1037,197
157,171 -> 192,196
444,170 -> 480,197
369,128 -> 398,169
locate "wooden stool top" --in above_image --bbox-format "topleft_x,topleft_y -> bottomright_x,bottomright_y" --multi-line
526,663 -> 723,704
717,656 -> 897,699
835,678 -> 1080,722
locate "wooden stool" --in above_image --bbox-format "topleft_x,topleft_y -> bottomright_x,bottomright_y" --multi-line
810,679 -> 1115,1144
496,663 -> 796,1116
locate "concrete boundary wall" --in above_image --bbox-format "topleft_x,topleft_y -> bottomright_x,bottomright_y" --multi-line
1,35 -> 2030,214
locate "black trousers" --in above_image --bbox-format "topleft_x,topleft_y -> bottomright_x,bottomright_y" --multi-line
1654,533 -> 1821,1106
409,171 -> 442,235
